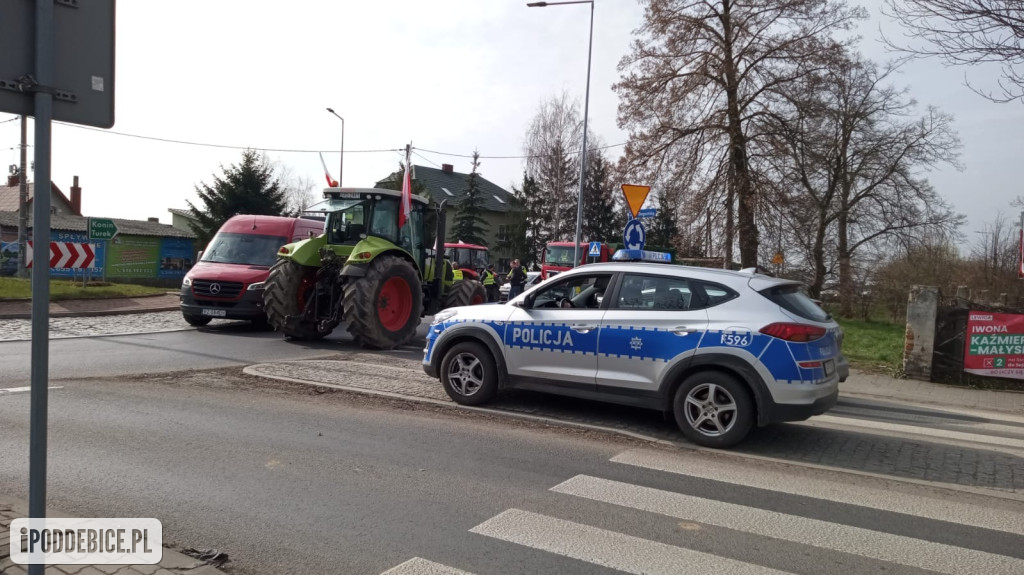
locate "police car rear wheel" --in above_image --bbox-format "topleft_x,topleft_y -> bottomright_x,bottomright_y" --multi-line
440,342 -> 498,406
673,372 -> 753,448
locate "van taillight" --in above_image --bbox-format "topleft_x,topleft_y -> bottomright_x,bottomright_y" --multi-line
759,323 -> 826,342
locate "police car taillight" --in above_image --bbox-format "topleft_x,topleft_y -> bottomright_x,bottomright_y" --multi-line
759,323 -> 826,342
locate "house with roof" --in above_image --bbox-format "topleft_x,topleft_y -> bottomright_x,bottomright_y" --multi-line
0,175 -> 197,285
380,163 -> 520,269
0,173 -> 83,218
167,207 -> 198,234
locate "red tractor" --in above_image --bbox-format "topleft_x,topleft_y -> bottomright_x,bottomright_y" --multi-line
444,242 -> 489,281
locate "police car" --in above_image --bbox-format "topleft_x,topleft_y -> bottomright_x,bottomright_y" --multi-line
422,250 -> 844,448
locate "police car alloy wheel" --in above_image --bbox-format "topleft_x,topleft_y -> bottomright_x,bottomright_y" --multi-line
440,342 -> 499,405
673,371 -> 754,448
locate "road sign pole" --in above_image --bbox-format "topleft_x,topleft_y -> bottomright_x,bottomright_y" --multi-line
29,3 -> 55,573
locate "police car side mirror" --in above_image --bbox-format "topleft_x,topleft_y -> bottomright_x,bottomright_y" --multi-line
522,293 -> 536,309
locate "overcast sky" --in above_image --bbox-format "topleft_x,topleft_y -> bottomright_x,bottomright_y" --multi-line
1,0 -> 1022,244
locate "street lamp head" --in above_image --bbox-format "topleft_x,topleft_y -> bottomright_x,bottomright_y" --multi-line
526,2 -> 548,6
326,107 -> 334,113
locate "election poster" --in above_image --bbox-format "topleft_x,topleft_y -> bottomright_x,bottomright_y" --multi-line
964,311 -> 1024,380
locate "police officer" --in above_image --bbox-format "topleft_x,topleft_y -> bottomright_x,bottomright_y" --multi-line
482,264 -> 500,302
507,259 -> 527,299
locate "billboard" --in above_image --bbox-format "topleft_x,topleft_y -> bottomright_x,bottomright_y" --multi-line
964,311 -> 1024,380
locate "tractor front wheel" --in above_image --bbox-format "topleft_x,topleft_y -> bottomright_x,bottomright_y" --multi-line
344,255 -> 423,350
263,259 -> 330,340
445,279 -> 487,309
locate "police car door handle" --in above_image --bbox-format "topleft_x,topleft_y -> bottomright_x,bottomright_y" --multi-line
671,326 -> 698,335
570,323 -> 596,334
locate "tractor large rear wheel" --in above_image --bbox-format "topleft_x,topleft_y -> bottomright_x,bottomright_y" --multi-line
445,279 -> 487,309
344,255 -> 423,350
263,259 -> 330,340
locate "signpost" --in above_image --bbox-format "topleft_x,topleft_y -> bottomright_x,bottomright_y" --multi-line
637,207 -> 657,219
621,184 -> 651,220
621,184 -> 652,253
88,217 -> 119,241
588,242 -> 602,257
1,4 -> 116,569
623,218 -> 647,251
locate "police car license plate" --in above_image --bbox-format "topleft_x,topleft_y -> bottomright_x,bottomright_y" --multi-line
824,359 -> 835,376
201,309 -> 226,317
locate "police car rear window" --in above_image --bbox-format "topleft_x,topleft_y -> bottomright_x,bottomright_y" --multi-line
760,285 -> 830,322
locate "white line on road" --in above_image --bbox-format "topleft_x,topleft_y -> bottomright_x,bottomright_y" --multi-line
380,557 -> 476,575
470,508 -> 792,575
611,448 -> 1024,534
552,475 -> 1023,575
811,414 -> 1024,449
0,386 -> 63,395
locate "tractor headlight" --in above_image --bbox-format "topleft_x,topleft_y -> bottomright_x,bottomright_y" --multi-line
431,309 -> 459,326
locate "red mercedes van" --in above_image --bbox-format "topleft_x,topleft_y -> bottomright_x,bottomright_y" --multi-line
179,215 -> 324,326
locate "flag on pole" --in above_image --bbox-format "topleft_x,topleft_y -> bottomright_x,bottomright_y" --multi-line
399,143 -> 412,229
319,152 -> 338,187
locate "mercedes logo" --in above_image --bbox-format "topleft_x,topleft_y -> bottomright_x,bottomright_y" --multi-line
209,283 -> 221,295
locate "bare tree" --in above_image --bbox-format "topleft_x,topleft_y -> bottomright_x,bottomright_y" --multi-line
763,52 -> 964,313
883,1 -> 1024,102
523,93 -> 585,243
276,163 -> 318,217
615,0 -> 865,268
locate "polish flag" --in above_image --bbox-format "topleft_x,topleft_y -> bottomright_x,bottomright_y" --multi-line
319,152 -> 338,187
399,144 -> 412,229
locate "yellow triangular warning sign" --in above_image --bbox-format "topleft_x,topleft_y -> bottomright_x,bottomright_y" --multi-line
621,184 -> 651,219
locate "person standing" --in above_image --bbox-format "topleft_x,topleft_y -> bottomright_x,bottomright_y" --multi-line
507,259 -> 527,299
482,264 -> 500,302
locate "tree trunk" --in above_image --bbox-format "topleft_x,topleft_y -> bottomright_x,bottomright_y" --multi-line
809,209 -> 828,299
838,206 -> 854,316
725,162 -> 735,268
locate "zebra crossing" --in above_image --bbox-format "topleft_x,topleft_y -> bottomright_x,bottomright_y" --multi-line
380,447 -> 1024,575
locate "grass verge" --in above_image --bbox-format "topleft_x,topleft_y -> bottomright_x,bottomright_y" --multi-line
0,277 -> 168,301
836,317 -> 904,376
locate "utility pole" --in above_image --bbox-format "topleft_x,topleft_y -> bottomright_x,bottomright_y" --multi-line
17,115 -> 28,278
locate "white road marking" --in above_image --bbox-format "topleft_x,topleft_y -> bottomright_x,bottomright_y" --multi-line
810,414 -> 1024,450
612,448 -> 1024,534
470,508 -> 792,575
0,386 -> 63,395
380,557 -> 476,575
553,475 -> 1023,575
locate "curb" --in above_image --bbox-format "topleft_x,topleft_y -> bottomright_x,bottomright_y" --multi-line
0,304 -> 181,321
243,364 -> 1024,503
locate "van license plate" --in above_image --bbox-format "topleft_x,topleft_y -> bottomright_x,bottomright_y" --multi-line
201,309 -> 226,317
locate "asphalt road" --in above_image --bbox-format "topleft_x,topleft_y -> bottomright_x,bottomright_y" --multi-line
2,370 -> 1022,575
0,321 -> 428,385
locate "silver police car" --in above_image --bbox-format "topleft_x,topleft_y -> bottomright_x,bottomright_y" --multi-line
422,251 -> 843,448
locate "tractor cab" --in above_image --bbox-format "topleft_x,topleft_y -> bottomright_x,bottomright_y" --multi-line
444,241 -> 489,281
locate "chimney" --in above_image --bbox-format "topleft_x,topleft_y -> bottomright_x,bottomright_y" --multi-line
441,163 -> 454,174
6,173 -> 18,187
148,217 -> 159,223
70,175 -> 82,215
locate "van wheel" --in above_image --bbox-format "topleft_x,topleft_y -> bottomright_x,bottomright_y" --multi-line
440,342 -> 498,406
673,371 -> 754,448
183,314 -> 212,327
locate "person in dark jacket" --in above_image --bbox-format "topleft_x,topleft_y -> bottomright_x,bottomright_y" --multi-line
507,259 -> 527,299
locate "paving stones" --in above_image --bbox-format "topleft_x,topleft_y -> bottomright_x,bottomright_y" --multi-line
0,312 -> 236,342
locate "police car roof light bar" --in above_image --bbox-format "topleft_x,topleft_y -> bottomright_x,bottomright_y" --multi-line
611,249 -> 672,263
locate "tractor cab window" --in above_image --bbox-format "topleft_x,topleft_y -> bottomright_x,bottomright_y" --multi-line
326,201 -> 367,244
369,199 -> 400,243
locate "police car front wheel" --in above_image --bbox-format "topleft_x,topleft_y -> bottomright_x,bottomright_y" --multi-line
673,371 -> 754,448
440,342 -> 499,406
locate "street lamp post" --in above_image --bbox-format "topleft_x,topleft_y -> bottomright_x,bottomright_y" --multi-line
528,0 -> 594,269
326,108 -> 345,187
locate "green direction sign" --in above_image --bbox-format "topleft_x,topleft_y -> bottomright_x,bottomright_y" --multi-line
88,218 -> 119,241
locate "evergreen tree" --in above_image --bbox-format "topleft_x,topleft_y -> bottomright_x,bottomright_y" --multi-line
499,176 -> 533,268
647,188 -> 680,253
187,149 -> 288,248
581,150 -> 621,244
513,172 -> 546,267
451,151 -> 488,246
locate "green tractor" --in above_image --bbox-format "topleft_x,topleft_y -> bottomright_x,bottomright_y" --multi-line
263,187 -> 486,349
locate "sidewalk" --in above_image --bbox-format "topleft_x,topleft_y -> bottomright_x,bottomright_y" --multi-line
0,294 -> 180,320
0,497 -> 227,575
